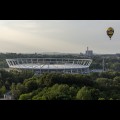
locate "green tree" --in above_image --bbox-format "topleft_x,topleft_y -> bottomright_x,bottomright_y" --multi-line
110,63 -> 120,71
5,80 -> 10,90
19,93 -> 32,100
113,76 -> 120,87
43,84 -> 72,100
96,78 -> 113,89
25,80 -> 38,92
90,88 -> 100,100
11,83 -> 16,95
32,84 -> 76,100
10,83 -> 21,99
98,98 -> 105,100
0,86 -> 6,94
109,98 -> 113,100
76,86 -> 92,100
0,80 -> 2,88
16,83 -> 27,94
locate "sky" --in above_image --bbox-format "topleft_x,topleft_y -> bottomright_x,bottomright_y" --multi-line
0,20 -> 120,54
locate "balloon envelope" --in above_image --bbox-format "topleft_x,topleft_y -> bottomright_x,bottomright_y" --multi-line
107,27 -> 114,40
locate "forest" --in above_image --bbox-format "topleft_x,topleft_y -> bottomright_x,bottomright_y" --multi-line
1,69 -> 120,100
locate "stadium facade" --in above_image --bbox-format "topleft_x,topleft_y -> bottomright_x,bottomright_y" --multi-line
6,58 -> 92,74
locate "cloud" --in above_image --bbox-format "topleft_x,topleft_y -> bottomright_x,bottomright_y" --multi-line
0,20 -> 120,54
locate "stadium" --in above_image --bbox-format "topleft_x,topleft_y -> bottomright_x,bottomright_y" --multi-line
6,58 -> 92,74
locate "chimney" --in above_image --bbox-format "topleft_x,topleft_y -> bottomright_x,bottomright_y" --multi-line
87,47 -> 88,51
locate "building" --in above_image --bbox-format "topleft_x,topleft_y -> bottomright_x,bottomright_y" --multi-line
85,47 -> 93,57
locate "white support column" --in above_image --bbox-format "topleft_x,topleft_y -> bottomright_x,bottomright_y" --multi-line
77,60 -> 79,65
31,59 -> 32,64
43,59 -> 45,64
4,94 -> 6,99
39,65 -> 41,74
64,62 -> 66,73
6,60 -> 11,67
81,60 -> 83,65
12,61 -> 14,66
17,59 -> 19,65
26,59 -> 28,64
36,59 -> 38,64
83,60 -> 86,66
87,61 -> 89,66
77,69 -> 78,73
88,60 -> 92,67
68,58 -> 69,64
87,67 -> 90,74
81,68 -> 82,74
48,63 -> 49,73
21,59 -> 24,64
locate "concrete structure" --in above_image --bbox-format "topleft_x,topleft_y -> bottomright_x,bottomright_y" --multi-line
85,47 -> 93,57
0,91 -> 14,100
6,58 -> 92,74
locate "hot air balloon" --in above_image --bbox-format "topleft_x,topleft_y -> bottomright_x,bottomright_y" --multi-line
107,27 -> 114,40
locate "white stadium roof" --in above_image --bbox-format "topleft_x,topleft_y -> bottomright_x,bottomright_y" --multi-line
8,64 -> 89,70
6,58 -> 92,73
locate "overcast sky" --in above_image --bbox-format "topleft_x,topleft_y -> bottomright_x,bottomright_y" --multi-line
0,20 -> 119,54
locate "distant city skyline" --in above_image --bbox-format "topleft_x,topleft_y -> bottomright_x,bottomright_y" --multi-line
0,20 -> 120,54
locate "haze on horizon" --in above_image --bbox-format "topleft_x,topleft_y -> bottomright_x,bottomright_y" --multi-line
0,20 -> 120,54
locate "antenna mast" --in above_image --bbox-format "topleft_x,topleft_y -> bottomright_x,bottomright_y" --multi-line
102,57 -> 105,72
